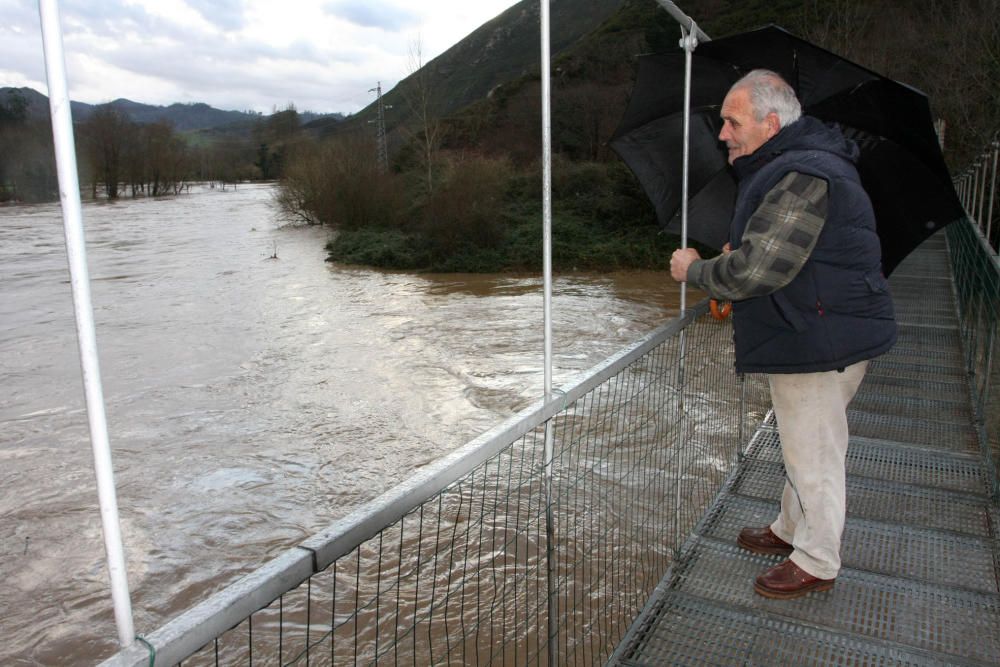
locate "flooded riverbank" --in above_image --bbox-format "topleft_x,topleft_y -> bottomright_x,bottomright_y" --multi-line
0,184 -> 683,663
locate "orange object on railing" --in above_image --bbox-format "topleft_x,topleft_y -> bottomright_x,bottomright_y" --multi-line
710,299 -> 732,320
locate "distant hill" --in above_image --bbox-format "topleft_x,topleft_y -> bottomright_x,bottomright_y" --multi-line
2,86 -> 93,124
1,86 -> 343,133
319,0 -> 623,137
336,0 -> 995,169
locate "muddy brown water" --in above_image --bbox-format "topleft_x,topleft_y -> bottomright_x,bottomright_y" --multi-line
0,184 -> 687,664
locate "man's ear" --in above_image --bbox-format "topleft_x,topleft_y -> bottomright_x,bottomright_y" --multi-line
765,112 -> 781,138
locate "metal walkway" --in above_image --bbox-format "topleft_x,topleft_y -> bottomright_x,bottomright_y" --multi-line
613,234 -> 1000,666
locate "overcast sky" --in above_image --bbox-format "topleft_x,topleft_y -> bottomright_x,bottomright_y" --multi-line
1,0 -> 523,115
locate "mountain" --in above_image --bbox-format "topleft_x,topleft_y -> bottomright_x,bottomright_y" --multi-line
316,0 -> 624,136
2,86 -> 93,124
1,86 -> 343,133
92,98 -> 257,130
331,0 -> 995,169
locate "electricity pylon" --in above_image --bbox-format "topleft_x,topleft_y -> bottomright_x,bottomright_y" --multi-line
369,82 -> 389,174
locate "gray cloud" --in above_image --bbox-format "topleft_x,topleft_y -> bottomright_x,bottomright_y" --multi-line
184,0 -> 248,32
5,0 -> 508,114
325,0 -> 418,31
3,2 -> 37,28
62,28 -> 375,112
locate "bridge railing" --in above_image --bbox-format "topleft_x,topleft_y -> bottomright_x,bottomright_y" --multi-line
103,301 -> 768,666
955,136 -> 999,255
948,217 -> 1000,499
953,132 -> 1000,498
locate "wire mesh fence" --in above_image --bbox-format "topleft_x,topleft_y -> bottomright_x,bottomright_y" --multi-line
948,217 -> 1000,498
955,135 -> 999,254
103,303 -> 770,666
103,221 -> 1000,667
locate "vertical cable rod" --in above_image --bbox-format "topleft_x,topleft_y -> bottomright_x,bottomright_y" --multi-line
674,21 -> 698,556
979,153 -> 990,231
539,1 -> 557,665
986,139 -> 999,252
973,161 -> 982,227
37,0 -> 135,648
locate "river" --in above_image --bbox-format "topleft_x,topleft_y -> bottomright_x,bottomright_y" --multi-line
0,183 -> 682,664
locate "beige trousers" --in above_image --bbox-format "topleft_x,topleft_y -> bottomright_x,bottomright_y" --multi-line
767,360 -> 868,580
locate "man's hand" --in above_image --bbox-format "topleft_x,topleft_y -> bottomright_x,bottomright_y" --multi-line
670,248 -> 701,283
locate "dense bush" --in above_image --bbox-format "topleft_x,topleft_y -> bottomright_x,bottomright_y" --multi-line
277,136 -> 407,229
325,227 -> 432,270
419,155 -> 514,259
283,130 -> 674,272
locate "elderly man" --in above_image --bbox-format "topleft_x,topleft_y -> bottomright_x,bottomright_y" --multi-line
670,69 -> 896,599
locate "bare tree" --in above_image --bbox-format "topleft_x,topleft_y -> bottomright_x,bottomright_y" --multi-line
556,81 -> 629,161
793,0 -> 1000,166
82,104 -> 131,199
400,36 -> 445,195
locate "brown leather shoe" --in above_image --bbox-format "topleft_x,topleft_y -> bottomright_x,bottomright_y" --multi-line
737,526 -> 793,556
754,559 -> 835,599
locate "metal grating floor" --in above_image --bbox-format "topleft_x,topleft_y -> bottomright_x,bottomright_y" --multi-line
612,235 -> 1000,666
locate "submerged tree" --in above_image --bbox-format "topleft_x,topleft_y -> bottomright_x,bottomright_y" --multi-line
0,90 -> 57,202
253,103 -> 304,179
81,104 -> 131,199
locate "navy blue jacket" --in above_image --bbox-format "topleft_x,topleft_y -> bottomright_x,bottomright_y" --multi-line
729,117 -> 896,373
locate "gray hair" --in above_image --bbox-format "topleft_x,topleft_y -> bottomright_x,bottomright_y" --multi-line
731,69 -> 802,128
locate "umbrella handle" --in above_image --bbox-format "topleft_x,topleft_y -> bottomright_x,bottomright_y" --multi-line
710,299 -> 732,320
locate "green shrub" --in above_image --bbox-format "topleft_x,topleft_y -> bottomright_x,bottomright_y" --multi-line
278,135 -> 408,229
326,227 -> 432,270
419,154 -> 514,259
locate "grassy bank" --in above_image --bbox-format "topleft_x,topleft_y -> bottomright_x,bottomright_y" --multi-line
295,145 -> 683,273
325,206 -> 680,272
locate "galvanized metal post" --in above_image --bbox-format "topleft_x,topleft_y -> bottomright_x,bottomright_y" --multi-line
969,160 -> 983,230
37,0 -> 135,648
965,163 -> 979,226
654,0 -> 711,42
986,139 -> 998,253
737,374 -> 747,463
673,21 -> 699,557
978,153 -> 990,231
655,0 -> 711,562
539,1 -> 557,664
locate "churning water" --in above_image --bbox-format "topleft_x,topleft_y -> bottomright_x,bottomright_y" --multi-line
0,184 -> 682,663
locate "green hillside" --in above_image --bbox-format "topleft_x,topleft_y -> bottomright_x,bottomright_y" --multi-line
297,0 -> 998,272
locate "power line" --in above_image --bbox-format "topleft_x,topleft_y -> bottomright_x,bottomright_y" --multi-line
368,82 -> 389,173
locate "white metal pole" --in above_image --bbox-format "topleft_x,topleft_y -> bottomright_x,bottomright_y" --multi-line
679,27 -> 697,314
978,153 -> 989,229
37,0 -> 135,648
539,1 -> 557,664
972,162 -> 981,226
655,0 -> 711,42
672,21 -> 698,557
987,140 -> 999,252
540,6 -> 553,407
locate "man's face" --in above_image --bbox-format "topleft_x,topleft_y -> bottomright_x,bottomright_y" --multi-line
718,87 -> 779,165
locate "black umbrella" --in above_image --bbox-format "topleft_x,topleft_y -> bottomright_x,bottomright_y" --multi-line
610,24 -> 964,275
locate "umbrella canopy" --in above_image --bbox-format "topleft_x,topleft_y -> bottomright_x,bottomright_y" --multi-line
610,24 -> 964,275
